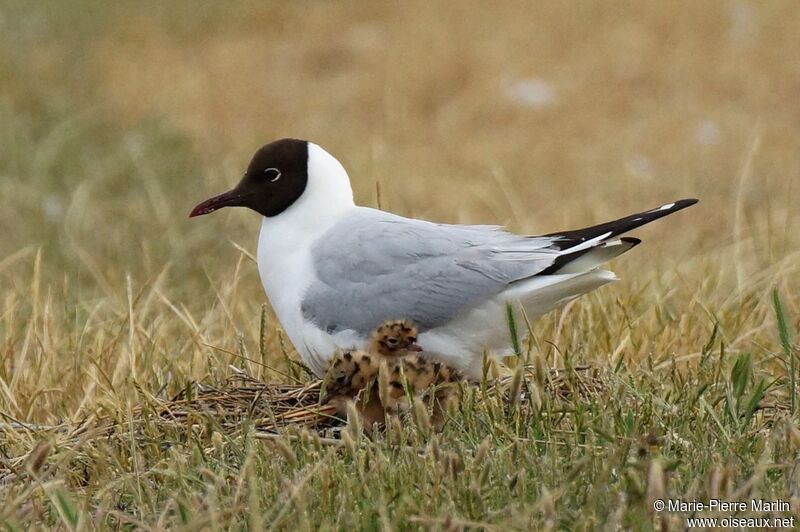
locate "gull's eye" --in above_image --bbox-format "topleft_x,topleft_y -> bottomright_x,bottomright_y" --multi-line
264,168 -> 282,182
386,337 -> 399,347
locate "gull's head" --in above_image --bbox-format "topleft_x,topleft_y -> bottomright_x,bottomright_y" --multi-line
190,138 -> 353,219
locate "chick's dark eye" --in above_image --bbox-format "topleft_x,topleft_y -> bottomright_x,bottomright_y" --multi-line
386,338 -> 398,346
264,168 -> 282,182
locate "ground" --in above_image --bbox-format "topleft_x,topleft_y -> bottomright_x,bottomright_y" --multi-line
0,1 -> 799,529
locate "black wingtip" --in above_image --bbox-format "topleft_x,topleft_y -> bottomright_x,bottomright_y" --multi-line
620,237 -> 642,247
661,198 -> 699,211
544,197 -> 698,250
645,198 -> 699,215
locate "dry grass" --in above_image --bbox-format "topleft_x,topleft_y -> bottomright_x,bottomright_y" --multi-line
1,0 -> 799,529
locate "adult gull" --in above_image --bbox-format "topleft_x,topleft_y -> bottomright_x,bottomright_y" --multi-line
190,138 -> 697,377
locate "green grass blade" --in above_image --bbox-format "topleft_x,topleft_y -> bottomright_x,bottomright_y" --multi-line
741,378 -> 768,428
52,488 -> 79,528
772,289 -> 796,414
506,302 -> 522,358
730,352 -> 751,402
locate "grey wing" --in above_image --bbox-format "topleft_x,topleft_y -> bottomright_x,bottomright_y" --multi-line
301,209 -> 560,335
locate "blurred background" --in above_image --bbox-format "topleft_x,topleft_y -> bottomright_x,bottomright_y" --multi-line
1,1 -> 798,418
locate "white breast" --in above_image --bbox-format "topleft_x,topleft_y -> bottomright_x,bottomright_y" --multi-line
256,222 -> 330,374
255,142 -> 359,375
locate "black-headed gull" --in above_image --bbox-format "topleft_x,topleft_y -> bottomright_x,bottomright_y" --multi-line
190,138 -> 697,378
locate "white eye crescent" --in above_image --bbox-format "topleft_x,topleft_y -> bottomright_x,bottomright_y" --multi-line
265,168 -> 282,182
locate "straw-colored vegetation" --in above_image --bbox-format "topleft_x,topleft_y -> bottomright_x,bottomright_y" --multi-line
1,1 -> 799,529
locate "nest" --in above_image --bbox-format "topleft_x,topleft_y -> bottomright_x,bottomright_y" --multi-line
135,364 -> 606,434
142,372 -> 342,434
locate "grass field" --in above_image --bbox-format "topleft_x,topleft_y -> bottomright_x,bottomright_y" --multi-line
1,1 -> 799,529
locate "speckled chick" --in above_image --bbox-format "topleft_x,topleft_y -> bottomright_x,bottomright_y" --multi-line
323,319 -> 465,431
324,319 -> 424,398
